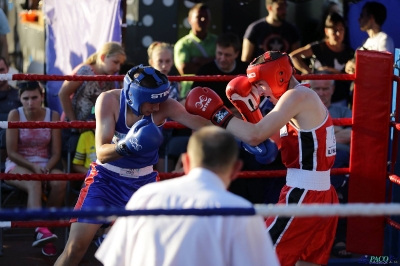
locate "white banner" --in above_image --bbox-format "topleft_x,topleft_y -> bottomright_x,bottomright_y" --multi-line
44,0 -> 121,114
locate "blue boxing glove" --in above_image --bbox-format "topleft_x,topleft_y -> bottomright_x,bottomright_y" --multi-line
115,119 -> 164,157
236,138 -> 278,164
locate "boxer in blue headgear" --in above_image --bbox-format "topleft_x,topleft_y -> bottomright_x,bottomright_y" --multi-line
56,63 -> 212,265
124,65 -> 170,116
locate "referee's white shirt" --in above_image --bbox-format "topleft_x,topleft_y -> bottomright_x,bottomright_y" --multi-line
95,167 -> 280,266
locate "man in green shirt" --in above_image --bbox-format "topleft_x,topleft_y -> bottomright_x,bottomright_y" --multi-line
174,3 -> 217,99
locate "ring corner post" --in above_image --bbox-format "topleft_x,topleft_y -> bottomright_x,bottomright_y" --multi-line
347,50 -> 394,255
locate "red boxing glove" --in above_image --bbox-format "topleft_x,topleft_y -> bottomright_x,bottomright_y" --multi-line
226,76 -> 263,124
227,76 -> 282,149
186,87 -> 234,128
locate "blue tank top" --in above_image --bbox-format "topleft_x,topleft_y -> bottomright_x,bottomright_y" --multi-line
107,91 -> 164,169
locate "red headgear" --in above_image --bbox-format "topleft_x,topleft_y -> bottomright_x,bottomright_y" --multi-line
246,51 -> 294,99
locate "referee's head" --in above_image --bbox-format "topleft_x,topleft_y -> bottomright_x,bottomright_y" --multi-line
183,126 -> 242,187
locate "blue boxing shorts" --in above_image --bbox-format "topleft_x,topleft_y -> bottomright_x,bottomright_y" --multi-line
71,162 -> 157,226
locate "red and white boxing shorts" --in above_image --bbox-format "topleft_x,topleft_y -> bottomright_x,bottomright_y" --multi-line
266,169 -> 339,266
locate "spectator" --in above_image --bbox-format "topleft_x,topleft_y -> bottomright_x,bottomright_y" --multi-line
0,8 -> 10,64
241,0 -> 300,63
148,41 -> 180,102
345,1 -> 394,74
319,1 -> 343,40
0,56 -> 21,167
147,41 -> 183,172
58,42 -> 126,170
59,42 -> 126,122
290,12 -> 354,106
174,3 -> 217,99
191,32 -> 248,114
95,126 -> 280,266
71,106 -> 96,174
309,74 -> 352,259
5,81 -> 66,257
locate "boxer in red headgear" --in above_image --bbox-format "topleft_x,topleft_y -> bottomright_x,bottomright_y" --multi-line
186,51 -> 339,266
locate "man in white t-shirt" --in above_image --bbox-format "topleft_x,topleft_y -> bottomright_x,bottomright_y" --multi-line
95,126 -> 280,266
345,1 -> 394,74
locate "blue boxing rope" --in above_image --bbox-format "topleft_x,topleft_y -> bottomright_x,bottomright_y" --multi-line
0,203 -> 400,222
0,207 -> 256,222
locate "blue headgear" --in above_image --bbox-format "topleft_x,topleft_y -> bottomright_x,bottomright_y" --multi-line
123,65 -> 170,116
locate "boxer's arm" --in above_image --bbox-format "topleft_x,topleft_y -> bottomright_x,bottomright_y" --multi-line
95,91 -> 122,164
161,98 -> 212,131
227,89 -> 304,146
185,87 -> 234,128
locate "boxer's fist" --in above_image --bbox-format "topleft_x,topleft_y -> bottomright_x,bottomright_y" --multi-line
226,76 -> 263,123
186,87 -> 234,128
237,138 -> 278,164
115,119 -> 163,157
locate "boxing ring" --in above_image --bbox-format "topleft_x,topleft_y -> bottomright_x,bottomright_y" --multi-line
0,50 -> 399,262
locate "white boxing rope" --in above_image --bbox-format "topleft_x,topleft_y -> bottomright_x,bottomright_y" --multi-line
0,203 -> 398,223
0,222 -> 11,228
254,203 -> 400,217
0,121 -> 8,129
0,74 -> 13,81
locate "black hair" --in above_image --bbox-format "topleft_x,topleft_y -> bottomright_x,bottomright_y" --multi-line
362,1 -> 387,26
266,0 -> 286,6
188,3 -> 210,17
17,81 -> 42,96
325,12 -> 346,28
216,32 -> 241,53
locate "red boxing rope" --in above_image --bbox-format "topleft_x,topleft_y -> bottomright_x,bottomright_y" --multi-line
388,175 -> 400,186
391,122 -> 400,131
8,221 -> 70,228
8,73 -> 356,82
2,118 -> 352,129
0,173 -> 86,181
162,120 -> 352,129
4,121 -> 95,129
386,218 -> 400,231
160,168 -> 350,180
0,168 -> 350,181
12,74 -> 238,82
